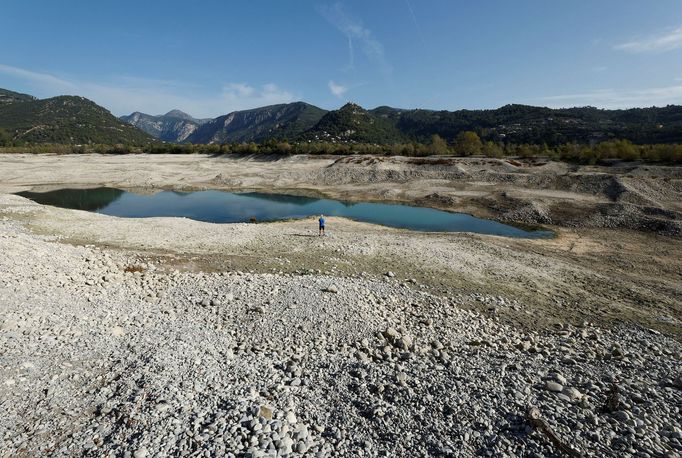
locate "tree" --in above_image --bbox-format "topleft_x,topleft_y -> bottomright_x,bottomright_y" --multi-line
0,128 -> 12,147
482,141 -> 503,158
430,134 -> 449,155
453,131 -> 482,156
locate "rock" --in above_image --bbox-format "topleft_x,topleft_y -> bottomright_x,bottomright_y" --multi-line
545,381 -> 564,392
323,285 -> 339,293
398,335 -> 413,350
613,410 -> 630,422
259,405 -> 273,420
133,447 -> 147,458
286,411 -> 297,424
562,387 -> 582,401
383,327 -> 400,342
518,341 -> 532,351
385,271 -> 395,278
278,436 -> 293,455
110,326 -> 125,337
551,373 -> 567,385
200,299 -> 210,307
210,299 -> 221,306
673,375 -> 682,390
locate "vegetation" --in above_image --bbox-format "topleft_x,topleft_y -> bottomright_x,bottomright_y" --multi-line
303,103 -> 682,146
1,86 -> 681,164
0,88 -> 36,105
1,137 -> 680,164
304,103 -> 406,143
0,94 -> 154,145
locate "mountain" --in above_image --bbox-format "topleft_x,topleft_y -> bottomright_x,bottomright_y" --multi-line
120,110 -> 209,142
0,88 -> 36,105
303,102 -> 407,143
4,84 -> 682,147
375,104 -> 682,145
300,103 -> 682,145
0,90 -> 154,144
186,102 -> 327,144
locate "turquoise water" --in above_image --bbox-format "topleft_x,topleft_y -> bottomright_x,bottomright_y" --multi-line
17,187 -> 554,238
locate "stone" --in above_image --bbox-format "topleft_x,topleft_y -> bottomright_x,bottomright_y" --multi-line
399,335 -> 413,350
111,326 -> 125,337
133,447 -> 148,458
545,381 -> 563,392
551,373 -> 567,385
386,271 -> 395,278
383,327 -> 400,342
517,341 -> 532,351
613,411 -> 630,422
562,387 -> 582,401
278,436 -> 293,455
286,411 -> 297,424
323,285 -> 339,293
259,405 -> 274,420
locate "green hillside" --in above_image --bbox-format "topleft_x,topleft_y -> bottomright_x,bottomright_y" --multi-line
304,103 -> 406,143
0,92 -> 154,145
300,103 -> 682,145
379,104 -> 682,145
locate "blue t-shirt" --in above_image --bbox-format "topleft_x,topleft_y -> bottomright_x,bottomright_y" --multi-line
319,217 -> 325,227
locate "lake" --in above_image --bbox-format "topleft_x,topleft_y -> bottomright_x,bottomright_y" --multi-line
17,187 -> 554,238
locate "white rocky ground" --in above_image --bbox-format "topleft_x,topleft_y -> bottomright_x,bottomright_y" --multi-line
1,154 -> 681,457
1,216 -> 680,457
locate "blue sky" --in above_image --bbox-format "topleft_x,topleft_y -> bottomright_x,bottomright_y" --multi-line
1,0 -> 682,117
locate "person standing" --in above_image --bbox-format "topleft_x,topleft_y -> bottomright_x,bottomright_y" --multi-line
318,214 -> 326,236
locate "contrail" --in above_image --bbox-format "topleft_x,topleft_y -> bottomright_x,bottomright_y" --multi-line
404,0 -> 427,50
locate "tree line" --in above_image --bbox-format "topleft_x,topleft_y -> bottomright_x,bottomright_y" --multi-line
0,128 -> 680,163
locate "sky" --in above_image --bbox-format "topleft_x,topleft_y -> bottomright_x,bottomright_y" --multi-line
1,0 -> 682,118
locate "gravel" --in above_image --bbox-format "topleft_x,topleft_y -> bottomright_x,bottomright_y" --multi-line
1,217 -> 681,457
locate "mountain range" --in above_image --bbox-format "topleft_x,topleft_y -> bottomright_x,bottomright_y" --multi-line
119,110 -> 209,143
2,86 -> 682,146
125,100 -> 682,146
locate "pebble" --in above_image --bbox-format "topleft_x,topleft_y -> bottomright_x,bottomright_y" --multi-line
544,381 -> 564,392
323,285 -> 339,293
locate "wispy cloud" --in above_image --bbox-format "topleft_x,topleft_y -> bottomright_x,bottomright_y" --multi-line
404,0 -> 427,50
538,85 -> 682,108
615,25 -> 682,53
328,80 -> 348,98
318,3 -> 392,77
0,63 -> 298,117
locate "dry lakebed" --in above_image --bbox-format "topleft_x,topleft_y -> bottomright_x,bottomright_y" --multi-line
0,153 -> 680,457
